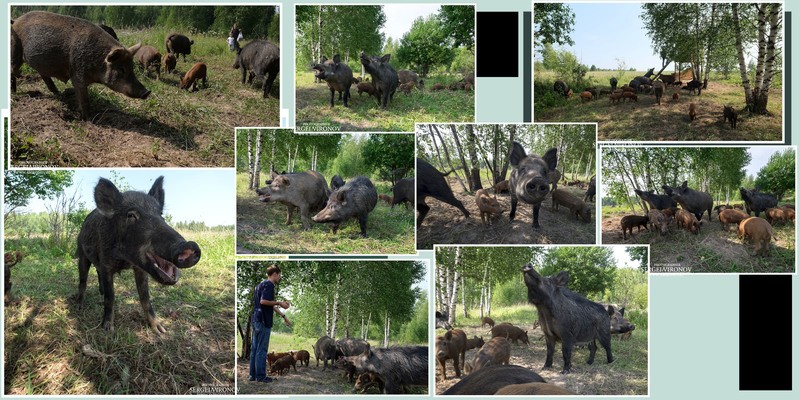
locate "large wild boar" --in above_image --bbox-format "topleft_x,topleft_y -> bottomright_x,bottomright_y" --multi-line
417,158 -> 470,226
436,329 -> 467,380
257,171 -> 330,230
464,337 -> 511,374
522,265 -> 613,373
551,188 -> 591,223
233,39 -> 280,98
662,181 -> 713,221
360,52 -> 399,109
738,217 -> 776,257
584,175 -> 596,202
739,188 -> 778,217
391,178 -> 414,210
132,45 -> 162,79
11,11 -> 151,120
509,142 -> 558,229
313,335 -> 337,370
634,189 -> 678,210
312,176 -> 378,237
442,364 -> 546,395
312,54 -> 354,107
75,177 -> 201,333
165,33 -> 193,61
494,382 -> 576,395
344,344 -> 428,394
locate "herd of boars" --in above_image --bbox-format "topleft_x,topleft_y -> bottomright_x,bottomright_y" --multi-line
622,183 -> 793,257
10,11 -> 279,120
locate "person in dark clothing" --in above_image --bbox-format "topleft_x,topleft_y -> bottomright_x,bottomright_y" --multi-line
229,22 -> 241,52
249,265 -> 291,382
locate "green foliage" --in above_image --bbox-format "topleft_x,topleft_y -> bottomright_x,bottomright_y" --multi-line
362,134 -> 415,183
296,5 -> 385,68
396,16 -> 456,77
604,268 -> 648,308
755,149 -> 795,200
533,3 -> 575,54
4,171 -> 74,215
627,246 -> 649,273
11,6 -> 278,40
539,247 -> 617,298
450,47 -> 475,75
329,136 -> 367,179
438,5 -> 474,49
399,294 -> 429,343
492,278 -> 528,307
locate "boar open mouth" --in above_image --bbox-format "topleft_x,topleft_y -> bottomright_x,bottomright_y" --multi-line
145,252 -> 180,284
258,193 -> 272,202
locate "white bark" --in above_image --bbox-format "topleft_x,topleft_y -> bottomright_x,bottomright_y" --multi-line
732,4 -> 754,106
247,131 -> 254,189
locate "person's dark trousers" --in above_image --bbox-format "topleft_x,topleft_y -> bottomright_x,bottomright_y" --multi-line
248,319 -> 271,381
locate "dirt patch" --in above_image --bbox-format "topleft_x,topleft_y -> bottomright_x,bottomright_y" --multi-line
434,324 -> 647,395
418,179 -> 595,249
601,211 -> 795,273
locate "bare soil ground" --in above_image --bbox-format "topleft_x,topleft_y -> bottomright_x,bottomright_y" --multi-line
602,211 -> 795,273
417,178 -> 596,249
536,81 -> 782,142
434,323 -> 648,395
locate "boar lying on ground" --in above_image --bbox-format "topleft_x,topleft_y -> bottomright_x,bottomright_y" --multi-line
551,188 -> 591,223
475,189 -> 504,225
739,217 -> 776,257
11,11 -> 151,120
443,364 -> 546,395
621,215 -> 649,239
495,382 -> 576,395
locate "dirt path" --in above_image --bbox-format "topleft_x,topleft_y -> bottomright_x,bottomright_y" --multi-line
418,178 -> 595,249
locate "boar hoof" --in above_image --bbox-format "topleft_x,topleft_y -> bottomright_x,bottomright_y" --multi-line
102,320 -> 114,331
559,369 -> 571,375
151,321 -> 167,334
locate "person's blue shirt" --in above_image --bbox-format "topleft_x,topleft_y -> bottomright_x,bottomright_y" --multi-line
251,279 -> 275,328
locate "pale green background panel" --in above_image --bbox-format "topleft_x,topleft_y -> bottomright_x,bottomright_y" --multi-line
1,0 -> 798,399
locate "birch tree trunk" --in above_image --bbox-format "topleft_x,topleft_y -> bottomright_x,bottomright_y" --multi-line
252,130 -> 262,189
461,274 -> 468,318
247,131 -> 254,189
433,125 -> 468,192
447,248 -> 461,326
383,313 -> 390,347
462,125 -> 484,190
732,4 -> 754,109
449,125 -> 474,190
753,3 -> 781,114
330,274 -> 340,338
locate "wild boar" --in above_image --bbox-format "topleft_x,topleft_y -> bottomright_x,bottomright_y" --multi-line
579,91 -> 593,102
489,323 -> 529,345
475,189 -> 504,225
312,176 -> 378,237
719,209 -> 750,230
782,206 -> 795,223
548,168 -> 562,190
165,33 -> 193,61
647,209 -> 670,235
494,382 -> 576,395
267,351 -> 291,368
689,103 -> 697,121
11,11 -> 151,120
738,217 -> 776,257
551,188 -> 591,223
391,178 -> 414,210
294,349 -> 310,367
609,92 -> 623,103
610,77 -> 618,91
233,39 -> 280,98
257,170 -> 330,230
417,158 -> 470,225
443,364 -> 545,395
97,24 -> 118,40
584,175 -> 596,202
622,92 -> 638,102
739,188 -> 778,217
481,316 -> 495,328
357,82 -> 377,96
493,180 -> 510,194
399,81 -> 416,95
313,335 -> 337,370
464,337 -> 511,374
4,251 -> 23,305
269,354 -> 295,375
132,45 -> 162,79
675,209 -> 700,234
663,181 -> 713,221
355,372 -> 385,393
672,92 -> 679,102
180,62 -> 207,91
75,177 -> 201,333
522,266 -> 613,373
378,194 -> 393,205
764,207 -> 786,225
344,345 -> 428,394
653,81 -> 665,105
431,83 -> 445,91
312,54 -> 354,107
465,336 -> 485,351
360,52 -> 399,108
163,53 -> 177,74
621,215 -> 649,240
553,80 -> 570,97
723,105 -> 738,129
634,189 -> 678,210
508,142 -> 558,229
398,69 -> 424,90
436,329 -> 467,380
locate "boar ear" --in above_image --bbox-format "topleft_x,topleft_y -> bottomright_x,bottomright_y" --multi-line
322,56 -> 328,62
619,307 -> 625,317
127,43 -> 142,56
681,181 -> 688,189
336,190 -> 346,204
270,170 -> 278,179
509,142 -> 527,167
148,176 -> 166,212
381,54 -> 391,62
543,148 -> 558,171
106,47 -> 128,64
95,178 -> 123,217
607,305 -> 616,315
333,54 -> 341,64
554,271 -> 570,287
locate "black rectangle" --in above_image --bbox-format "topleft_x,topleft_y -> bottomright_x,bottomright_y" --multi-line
477,12 -> 518,77
739,275 -> 792,391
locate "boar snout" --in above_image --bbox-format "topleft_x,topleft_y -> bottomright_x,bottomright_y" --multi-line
525,177 -> 550,197
173,241 -> 201,268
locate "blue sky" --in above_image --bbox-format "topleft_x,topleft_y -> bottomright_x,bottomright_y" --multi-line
22,169 -> 235,227
746,146 -> 790,177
